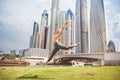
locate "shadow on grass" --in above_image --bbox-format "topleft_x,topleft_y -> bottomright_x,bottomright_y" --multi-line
16,74 -> 55,80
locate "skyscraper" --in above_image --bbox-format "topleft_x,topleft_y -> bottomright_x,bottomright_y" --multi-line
39,10 -> 48,49
58,11 -> 66,29
75,0 -> 88,53
43,26 -> 48,49
90,0 -> 106,52
107,40 -> 116,52
58,11 -> 66,55
29,22 -> 39,48
63,9 -> 75,54
47,0 -> 59,53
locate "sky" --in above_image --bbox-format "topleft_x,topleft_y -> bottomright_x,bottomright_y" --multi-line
104,0 -> 120,51
0,0 -> 120,53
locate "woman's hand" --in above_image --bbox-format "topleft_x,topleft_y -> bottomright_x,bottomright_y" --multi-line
63,21 -> 68,25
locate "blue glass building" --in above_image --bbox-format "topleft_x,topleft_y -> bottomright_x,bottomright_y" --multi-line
107,40 -> 116,52
29,22 -> 39,48
63,9 -> 75,54
39,10 -> 48,49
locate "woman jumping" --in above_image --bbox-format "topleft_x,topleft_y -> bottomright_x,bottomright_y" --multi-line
46,21 -> 80,64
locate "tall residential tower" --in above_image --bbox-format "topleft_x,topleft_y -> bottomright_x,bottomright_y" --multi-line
75,0 -> 88,53
90,0 -> 106,52
39,10 -> 48,49
47,0 -> 60,54
58,11 -> 66,55
29,22 -> 39,48
64,9 -> 75,54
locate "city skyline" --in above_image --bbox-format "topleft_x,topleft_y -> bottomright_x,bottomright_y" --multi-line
0,0 -> 120,53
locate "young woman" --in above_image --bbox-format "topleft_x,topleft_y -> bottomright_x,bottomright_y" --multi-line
46,21 -> 80,64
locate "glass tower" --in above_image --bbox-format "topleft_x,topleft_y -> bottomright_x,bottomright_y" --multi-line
64,9 -> 75,54
107,40 -> 116,52
58,11 -> 66,55
47,0 -> 59,54
39,10 -> 48,49
75,0 -> 88,53
29,22 -> 39,48
90,0 -> 106,52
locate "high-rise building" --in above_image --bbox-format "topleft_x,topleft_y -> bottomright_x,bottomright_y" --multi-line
47,0 -> 59,53
43,26 -> 48,49
90,0 -> 106,52
107,40 -> 116,52
58,11 -> 66,29
39,10 -> 48,49
63,9 -> 75,54
46,26 -> 51,50
75,0 -> 88,53
35,32 -> 40,48
58,11 -> 66,55
29,22 -> 39,48
29,36 -> 33,48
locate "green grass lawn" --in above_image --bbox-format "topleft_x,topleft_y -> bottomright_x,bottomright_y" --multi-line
0,66 -> 120,80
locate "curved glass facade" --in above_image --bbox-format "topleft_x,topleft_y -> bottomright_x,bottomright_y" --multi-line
107,40 -> 116,52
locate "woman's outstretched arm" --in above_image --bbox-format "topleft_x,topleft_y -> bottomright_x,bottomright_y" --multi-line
58,21 -> 67,36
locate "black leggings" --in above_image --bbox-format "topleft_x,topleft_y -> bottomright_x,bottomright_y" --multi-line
47,42 -> 76,62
